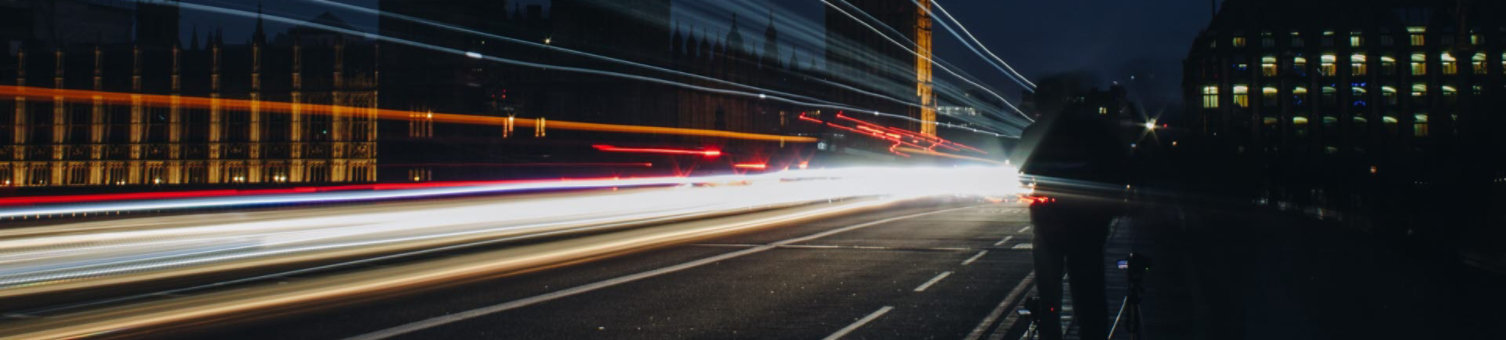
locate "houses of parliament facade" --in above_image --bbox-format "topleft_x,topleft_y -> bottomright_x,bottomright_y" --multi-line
1,0 -> 939,189
1,1 -> 378,188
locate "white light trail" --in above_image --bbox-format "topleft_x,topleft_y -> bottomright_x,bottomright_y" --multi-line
825,0 -> 1036,123
925,0 -> 1037,90
827,0 -> 1033,124
0,166 -> 1021,298
298,0 -> 1016,136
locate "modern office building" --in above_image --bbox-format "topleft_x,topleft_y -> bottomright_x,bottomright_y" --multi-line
1184,0 -> 1506,184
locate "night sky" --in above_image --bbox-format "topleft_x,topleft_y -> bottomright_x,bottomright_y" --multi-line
183,0 -> 1221,116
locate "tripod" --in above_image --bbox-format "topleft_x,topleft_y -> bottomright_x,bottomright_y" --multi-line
1108,252 -> 1150,340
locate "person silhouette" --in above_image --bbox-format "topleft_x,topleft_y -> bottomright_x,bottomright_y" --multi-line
1013,102 -> 1127,340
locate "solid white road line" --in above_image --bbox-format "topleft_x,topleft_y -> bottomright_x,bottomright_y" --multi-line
913,271 -> 954,292
993,235 -> 1014,247
821,306 -> 894,340
963,271 -> 1036,340
1017,225 -> 1032,233
1010,243 -> 1033,250
347,206 -> 977,340
961,250 -> 989,266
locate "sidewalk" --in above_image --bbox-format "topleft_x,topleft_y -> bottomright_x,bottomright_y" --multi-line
1107,201 -> 1506,339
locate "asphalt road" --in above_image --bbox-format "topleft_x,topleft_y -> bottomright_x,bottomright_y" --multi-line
166,200 -> 1038,340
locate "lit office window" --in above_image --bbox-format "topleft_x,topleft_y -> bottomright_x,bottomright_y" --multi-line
1350,32 -> 1364,47
1407,26 -> 1426,46
1442,85 -> 1458,104
1441,52 -> 1458,75
1381,86 -> 1399,105
1293,56 -> 1308,75
1233,37 -> 1247,48
1261,56 -> 1278,77
1412,83 -> 1427,98
1471,34 -> 1482,46
1383,115 -> 1400,133
1413,114 -> 1429,137
1321,86 -> 1338,105
1351,54 -> 1368,76
1233,85 -> 1251,108
1410,53 -> 1427,76
1202,86 -> 1220,109
1472,52 -> 1488,74
1293,86 -> 1309,106
1262,87 -> 1279,106
1380,55 -> 1397,76
1320,54 -> 1338,76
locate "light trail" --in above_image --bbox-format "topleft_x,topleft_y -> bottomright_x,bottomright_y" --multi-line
823,0 -> 1033,123
0,166 -> 1022,301
827,0 -> 1033,125
166,0 -> 1012,137
0,85 -> 816,143
307,0 -> 973,126
924,0 -> 1038,90
591,144 -> 722,157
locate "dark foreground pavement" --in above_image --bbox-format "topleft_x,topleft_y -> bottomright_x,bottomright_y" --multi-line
1118,201 -> 1506,340
169,201 -> 1042,339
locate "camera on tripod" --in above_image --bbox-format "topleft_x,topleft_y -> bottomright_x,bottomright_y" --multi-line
1116,252 -> 1151,284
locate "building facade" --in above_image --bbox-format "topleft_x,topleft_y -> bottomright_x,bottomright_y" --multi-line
1183,0 -> 1506,239
0,5 -> 378,188
1185,0 -> 1506,180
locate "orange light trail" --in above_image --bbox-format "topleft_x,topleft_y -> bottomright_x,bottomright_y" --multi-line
0,85 -> 817,143
733,163 -> 768,170
592,144 -> 722,157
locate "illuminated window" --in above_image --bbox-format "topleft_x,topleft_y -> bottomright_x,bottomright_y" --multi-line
1098,107 -> 1108,115
1381,86 -> 1399,105
1262,87 -> 1279,106
1293,86 -> 1309,106
1293,116 -> 1310,137
1471,34 -> 1482,45
1380,55 -> 1397,76
1350,32 -> 1364,47
1407,26 -> 1426,46
1352,86 -> 1367,100
1261,56 -> 1278,77
1410,53 -> 1427,75
1351,54 -> 1368,76
1320,54 -> 1337,76
1233,85 -> 1250,108
1321,86 -> 1338,105
1412,83 -> 1427,98
1413,114 -> 1429,137
1322,30 -> 1336,47
1441,52 -> 1458,75
1442,85 -> 1458,104
1233,37 -> 1247,48
1472,52 -> 1488,74
1293,56 -> 1308,75
1201,86 -> 1220,109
